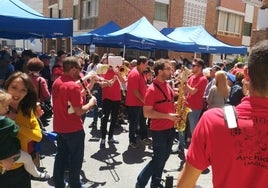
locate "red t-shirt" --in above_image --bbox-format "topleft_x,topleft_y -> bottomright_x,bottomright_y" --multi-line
144,79 -> 175,131
187,96 -> 268,188
231,68 -> 244,75
186,73 -> 208,110
125,67 -> 147,106
102,69 -> 121,101
28,74 -> 50,102
52,65 -> 63,81
52,74 -> 83,133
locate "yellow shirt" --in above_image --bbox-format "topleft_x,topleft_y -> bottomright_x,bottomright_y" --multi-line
0,109 -> 42,170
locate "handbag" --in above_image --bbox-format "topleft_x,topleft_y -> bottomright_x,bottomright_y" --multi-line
38,77 -> 53,119
35,130 -> 57,156
40,99 -> 53,119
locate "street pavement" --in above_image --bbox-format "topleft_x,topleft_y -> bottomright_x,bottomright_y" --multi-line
32,115 -> 213,188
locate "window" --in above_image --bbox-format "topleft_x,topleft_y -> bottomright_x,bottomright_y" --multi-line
73,5 -> 78,19
80,0 -> 98,29
82,0 -> 98,18
243,22 -> 252,36
58,10 -> 61,18
154,2 -> 168,22
49,6 -> 59,18
217,11 -> 242,37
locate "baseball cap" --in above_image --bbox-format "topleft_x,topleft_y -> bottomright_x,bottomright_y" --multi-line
225,72 -> 236,83
210,65 -> 221,72
39,54 -> 51,59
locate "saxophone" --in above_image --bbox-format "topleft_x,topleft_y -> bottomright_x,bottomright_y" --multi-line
174,67 -> 192,131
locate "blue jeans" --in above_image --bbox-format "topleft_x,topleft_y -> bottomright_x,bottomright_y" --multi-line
137,128 -> 175,188
178,131 -> 185,150
53,130 -> 85,188
188,109 -> 202,134
127,106 -> 147,143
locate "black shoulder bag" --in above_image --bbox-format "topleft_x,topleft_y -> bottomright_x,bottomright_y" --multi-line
38,77 -> 53,119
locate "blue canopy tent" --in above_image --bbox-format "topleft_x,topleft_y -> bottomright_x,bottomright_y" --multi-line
93,17 -> 195,52
161,25 -> 247,54
0,0 -> 73,39
73,21 -> 121,45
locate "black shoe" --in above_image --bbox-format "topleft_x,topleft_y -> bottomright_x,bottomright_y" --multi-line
118,119 -> 127,125
100,139 -> 105,148
135,181 -> 145,188
201,168 -> 210,174
142,138 -> 152,145
178,149 -> 185,161
88,121 -> 97,128
108,137 -> 119,144
129,142 -> 138,149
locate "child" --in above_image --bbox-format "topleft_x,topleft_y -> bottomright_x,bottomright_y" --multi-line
0,89 -> 50,180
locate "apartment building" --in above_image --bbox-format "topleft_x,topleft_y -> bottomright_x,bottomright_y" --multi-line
42,0 -> 267,61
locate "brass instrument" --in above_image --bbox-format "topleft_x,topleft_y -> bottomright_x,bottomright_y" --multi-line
174,67 -> 192,131
95,63 -> 127,96
74,47 -> 90,60
96,64 -> 109,75
118,65 -> 130,77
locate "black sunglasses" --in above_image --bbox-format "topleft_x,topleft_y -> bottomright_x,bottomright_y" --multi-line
192,64 -> 200,67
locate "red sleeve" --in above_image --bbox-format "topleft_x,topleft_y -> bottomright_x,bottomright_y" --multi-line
144,84 -> 155,106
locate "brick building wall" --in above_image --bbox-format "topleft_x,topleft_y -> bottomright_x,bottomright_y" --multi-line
42,0 -> 254,59
251,29 -> 268,46
169,0 -> 183,27
98,0 -> 154,28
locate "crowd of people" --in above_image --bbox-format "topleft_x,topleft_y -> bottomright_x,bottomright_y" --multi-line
0,39 -> 267,188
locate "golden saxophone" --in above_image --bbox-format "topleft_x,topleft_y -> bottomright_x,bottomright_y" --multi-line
174,67 -> 192,131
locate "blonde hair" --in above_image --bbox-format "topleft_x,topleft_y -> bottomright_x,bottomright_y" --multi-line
214,71 -> 230,98
0,89 -> 11,106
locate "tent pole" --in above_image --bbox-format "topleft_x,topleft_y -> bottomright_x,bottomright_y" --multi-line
70,37 -> 73,56
42,36 -> 44,54
123,44 -> 126,58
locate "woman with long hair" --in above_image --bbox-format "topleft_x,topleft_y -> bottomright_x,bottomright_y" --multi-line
0,72 -> 44,188
206,70 -> 230,109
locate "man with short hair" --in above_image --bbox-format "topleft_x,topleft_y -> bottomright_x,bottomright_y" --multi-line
177,39 -> 268,188
125,56 -> 150,148
185,58 -> 208,135
136,59 -> 180,188
52,56 -> 96,188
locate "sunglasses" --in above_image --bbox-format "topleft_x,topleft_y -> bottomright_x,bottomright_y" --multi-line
192,64 -> 200,67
